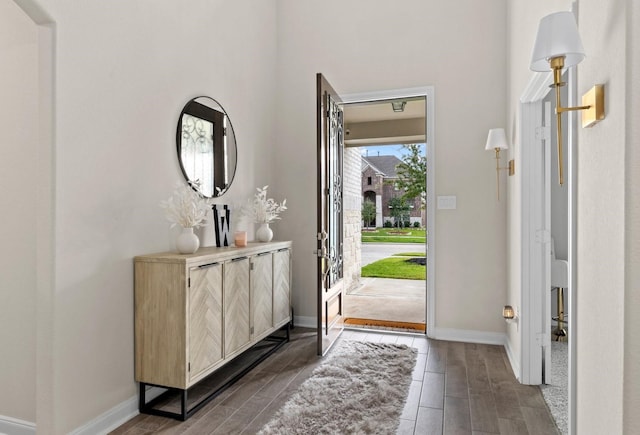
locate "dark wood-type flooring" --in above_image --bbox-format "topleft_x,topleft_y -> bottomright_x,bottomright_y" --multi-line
111,328 -> 559,434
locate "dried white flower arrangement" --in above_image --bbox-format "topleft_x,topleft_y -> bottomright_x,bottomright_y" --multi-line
241,185 -> 287,224
159,181 -> 212,228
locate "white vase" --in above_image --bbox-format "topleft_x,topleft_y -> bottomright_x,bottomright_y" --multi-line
176,227 -> 200,254
255,223 -> 273,242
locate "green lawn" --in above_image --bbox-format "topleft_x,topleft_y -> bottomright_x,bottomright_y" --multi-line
361,227 -> 426,243
361,254 -> 426,280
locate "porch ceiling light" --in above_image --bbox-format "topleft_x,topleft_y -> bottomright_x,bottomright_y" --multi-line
530,11 -> 605,186
391,101 -> 406,112
485,128 -> 513,201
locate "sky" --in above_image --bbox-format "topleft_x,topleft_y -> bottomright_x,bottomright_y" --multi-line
359,143 -> 426,160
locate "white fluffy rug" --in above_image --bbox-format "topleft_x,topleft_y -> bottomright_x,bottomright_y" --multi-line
258,340 -> 417,435
540,341 -> 568,435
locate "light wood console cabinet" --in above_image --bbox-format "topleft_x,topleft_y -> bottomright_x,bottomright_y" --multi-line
134,241 -> 292,420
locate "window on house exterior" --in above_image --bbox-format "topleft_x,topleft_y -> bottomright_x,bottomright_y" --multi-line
367,176 -> 372,185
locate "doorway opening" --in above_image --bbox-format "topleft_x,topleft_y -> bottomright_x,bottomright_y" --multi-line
540,81 -> 570,435
338,90 -> 434,334
519,64 -> 576,435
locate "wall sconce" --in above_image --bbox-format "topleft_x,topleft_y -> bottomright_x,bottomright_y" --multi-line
485,128 -> 514,201
530,11 -> 605,186
502,305 -> 518,324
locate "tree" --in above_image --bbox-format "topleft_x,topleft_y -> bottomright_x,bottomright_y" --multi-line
388,196 -> 411,228
395,144 -> 427,206
361,199 -> 376,228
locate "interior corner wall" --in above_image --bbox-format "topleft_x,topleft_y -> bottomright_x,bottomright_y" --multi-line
505,0 -> 572,379
20,0 -> 278,432
0,0 -> 38,424
624,0 -> 640,431
576,0 -> 627,433
275,0 -> 509,335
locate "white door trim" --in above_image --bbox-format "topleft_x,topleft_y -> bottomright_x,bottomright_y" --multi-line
519,72 -> 549,385
341,86 -> 435,336
520,57 -> 578,435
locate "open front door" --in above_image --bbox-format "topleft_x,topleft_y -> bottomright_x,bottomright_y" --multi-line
316,73 -> 344,355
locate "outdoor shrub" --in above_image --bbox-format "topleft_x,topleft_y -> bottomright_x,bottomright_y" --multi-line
404,220 -> 410,227
383,221 -> 393,228
413,221 -> 420,228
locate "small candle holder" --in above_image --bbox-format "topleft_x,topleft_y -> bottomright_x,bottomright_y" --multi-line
234,231 -> 247,247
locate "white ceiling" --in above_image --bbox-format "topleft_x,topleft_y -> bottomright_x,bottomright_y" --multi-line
343,97 -> 426,146
344,97 -> 425,123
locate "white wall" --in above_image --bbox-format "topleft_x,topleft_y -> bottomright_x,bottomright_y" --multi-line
275,0 -> 509,335
576,0 -> 627,433
624,0 -> 640,430
1,0 -> 279,432
0,0 -> 38,424
508,0 -> 638,432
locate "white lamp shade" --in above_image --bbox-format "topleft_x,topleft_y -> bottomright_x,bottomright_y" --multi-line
485,128 -> 508,151
530,11 -> 585,72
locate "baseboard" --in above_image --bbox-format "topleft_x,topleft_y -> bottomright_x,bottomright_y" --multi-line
69,386 -> 164,435
293,315 -> 316,329
430,327 -> 506,346
0,415 -> 36,435
504,337 -> 521,382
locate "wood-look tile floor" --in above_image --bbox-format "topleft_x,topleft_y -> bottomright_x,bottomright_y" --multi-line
111,328 -> 559,435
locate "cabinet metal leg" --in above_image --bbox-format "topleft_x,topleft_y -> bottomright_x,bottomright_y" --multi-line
138,328 -> 290,421
553,287 -> 567,341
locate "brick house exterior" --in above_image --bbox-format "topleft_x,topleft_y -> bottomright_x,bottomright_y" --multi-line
361,155 -> 424,227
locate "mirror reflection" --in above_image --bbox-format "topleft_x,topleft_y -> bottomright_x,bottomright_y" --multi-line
176,96 -> 237,197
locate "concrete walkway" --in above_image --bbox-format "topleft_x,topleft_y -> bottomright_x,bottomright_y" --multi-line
344,277 -> 426,324
346,242 -> 427,328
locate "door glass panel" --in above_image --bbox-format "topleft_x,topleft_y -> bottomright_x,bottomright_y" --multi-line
327,94 -> 344,288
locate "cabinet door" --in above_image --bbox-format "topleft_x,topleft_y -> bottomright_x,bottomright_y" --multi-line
188,263 -> 223,382
251,253 -> 273,338
273,248 -> 291,326
224,257 -> 251,356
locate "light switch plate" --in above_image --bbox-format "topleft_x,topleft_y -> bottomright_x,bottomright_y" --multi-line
437,195 -> 457,210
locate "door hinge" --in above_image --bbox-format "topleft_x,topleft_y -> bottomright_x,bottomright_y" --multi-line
188,277 -> 191,287
535,126 -> 551,141
314,246 -> 328,258
536,332 -> 550,345
188,362 -> 191,372
250,326 -> 254,335
535,229 -> 551,244
250,262 -> 254,271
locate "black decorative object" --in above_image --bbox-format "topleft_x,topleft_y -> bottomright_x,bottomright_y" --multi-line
213,205 -> 231,247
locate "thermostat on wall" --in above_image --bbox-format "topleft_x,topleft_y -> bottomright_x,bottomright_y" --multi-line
437,195 -> 457,210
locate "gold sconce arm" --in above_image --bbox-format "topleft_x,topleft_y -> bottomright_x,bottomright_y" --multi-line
549,56 -> 604,186
486,128 -> 514,202
492,148 -> 514,201
531,12 -> 605,187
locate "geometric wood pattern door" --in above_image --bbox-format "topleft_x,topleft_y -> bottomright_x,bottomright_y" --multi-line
188,263 -> 223,381
224,257 -> 251,356
273,248 -> 291,326
251,253 -> 273,338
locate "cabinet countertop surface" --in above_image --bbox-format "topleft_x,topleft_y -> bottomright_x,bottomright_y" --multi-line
135,240 -> 292,262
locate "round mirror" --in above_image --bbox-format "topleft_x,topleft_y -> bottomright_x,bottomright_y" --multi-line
176,96 -> 237,198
